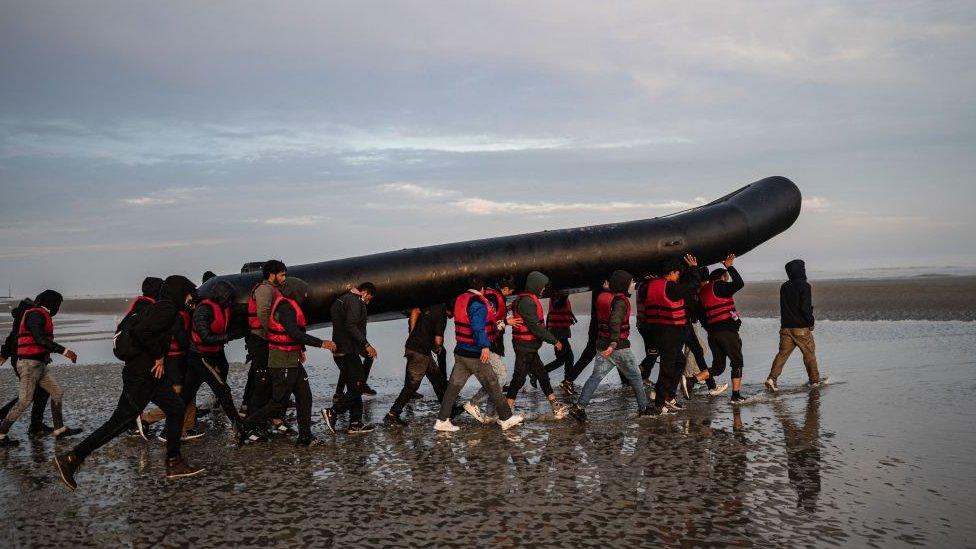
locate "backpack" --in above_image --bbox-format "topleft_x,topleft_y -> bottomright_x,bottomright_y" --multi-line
112,310 -> 143,361
2,299 -> 34,360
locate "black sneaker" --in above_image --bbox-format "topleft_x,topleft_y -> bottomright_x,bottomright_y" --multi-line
384,412 -> 407,426
348,422 -> 376,435
502,384 -> 510,393
731,393 -> 750,404
54,427 -> 83,439
0,436 -> 20,447
361,385 -> 378,397
568,404 -> 587,423
28,424 -> 55,437
638,406 -> 660,419
272,423 -> 296,436
54,452 -> 80,490
559,379 -> 577,395
321,408 -> 338,435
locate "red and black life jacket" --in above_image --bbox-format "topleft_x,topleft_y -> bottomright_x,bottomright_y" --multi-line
267,295 -> 306,352
546,297 -> 573,330
483,287 -> 506,342
699,281 -> 740,325
247,281 -> 280,332
191,299 -> 229,354
511,292 -> 545,343
643,278 -> 686,326
16,307 -> 54,358
596,291 -> 631,341
168,310 -> 191,357
454,291 -> 493,346
125,295 -> 156,316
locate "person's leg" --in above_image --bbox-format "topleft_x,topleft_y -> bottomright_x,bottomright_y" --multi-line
437,357 -> 472,421
727,332 -> 744,393
244,368 -> 291,428
425,354 -> 449,402
577,353 -> 615,407
390,352 -> 430,416
791,329 -> 821,383
363,357 -> 374,384
613,349 -> 649,410
199,353 -> 241,424
28,386 -> 51,432
0,359 -> 45,434
246,335 -> 272,412
293,366 -> 313,438
469,359 -> 513,421
637,324 -> 658,380
436,348 -> 448,389
653,327 -> 682,407
471,353 -> 506,407
149,382 -> 187,459
506,350 -> 532,402
701,333 -> 729,381
34,365 -> 65,430
567,337 -> 596,383
768,329 -> 797,382
73,373 -> 154,461
334,355 -> 365,423
529,353 -> 556,398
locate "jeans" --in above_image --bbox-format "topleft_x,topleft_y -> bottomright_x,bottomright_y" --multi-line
244,365 -> 313,438
0,358 -> 64,433
768,328 -> 820,383
470,352 -> 506,409
332,354 -> 365,423
74,355 -> 185,460
181,352 -> 241,426
577,348 -> 649,410
390,350 -> 448,416
438,354 -> 512,421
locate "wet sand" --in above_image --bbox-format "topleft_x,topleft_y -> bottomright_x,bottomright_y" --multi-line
0,318 -> 973,547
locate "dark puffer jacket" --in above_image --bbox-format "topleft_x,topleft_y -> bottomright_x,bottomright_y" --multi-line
780,260 -> 815,329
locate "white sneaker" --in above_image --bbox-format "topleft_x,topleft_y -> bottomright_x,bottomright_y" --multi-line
434,419 -> 460,432
807,376 -> 829,388
463,401 -> 487,424
765,378 -> 778,392
551,404 -> 569,420
497,414 -> 524,431
709,383 -> 729,396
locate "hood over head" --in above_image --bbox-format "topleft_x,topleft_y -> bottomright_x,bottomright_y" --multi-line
34,290 -> 63,316
608,270 -> 633,294
141,277 -> 164,299
785,260 -> 807,281
524,271 -> 549,296
202,271 -> 217,284
210,280 -> 236,307
280,277 -> 310,305
709,268 -> 728,281
10,298 -> 35,320
161,275 -> 197,310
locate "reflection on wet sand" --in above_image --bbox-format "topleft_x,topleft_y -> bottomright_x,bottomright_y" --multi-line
774,390 -> 822,513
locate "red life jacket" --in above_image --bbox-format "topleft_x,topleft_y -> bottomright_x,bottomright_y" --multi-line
454,291 -> 493,346
596,292 -> 631,341
699,281 -> 740,325
267,295 -> 307,352
16,307 -> 54,358
168,310 -> 191,357
483,287 -> 506,342
126,295 -> 156,316
247,281 -> 280,332
191,299 -> 229,354
546,297 -> 573,330
511,292 -> 545,342
643,278 -> 686,326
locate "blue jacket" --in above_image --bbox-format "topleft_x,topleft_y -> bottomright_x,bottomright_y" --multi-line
456,297 -> 491,356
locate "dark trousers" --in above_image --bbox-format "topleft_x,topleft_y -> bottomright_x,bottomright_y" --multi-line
335,356 -> 373,395
436,348 -> 448,389
74,356 -> 185,460
391,350 -> 448,415
637,323 -> 659,380
244,334 -> 276,415
684,325 -> 717,389
244,366 -> 312,437
648,324 -> 685,406
544,338 -> 575,377
181,352 -> 240,425
0,360 -> 50,431
707,329 -> 744,379
566,331 -> 597,383
332,354 -> 365,423
508,349 -> 554,399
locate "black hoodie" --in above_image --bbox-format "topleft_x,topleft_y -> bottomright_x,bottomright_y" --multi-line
20,290 -> 66,360
1,298 -> 34,363
597,270 -> 633,350
132,276 -> 196,361
780,260 -> 815,329
190,280 -> 240,354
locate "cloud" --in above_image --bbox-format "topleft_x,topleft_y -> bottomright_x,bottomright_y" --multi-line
122,186 -> 207,206
802,197 -> 831,211
451,197 -> 707,216
379,183 -> 458,199
259,215 -> 323,226
0,238 -> 227,259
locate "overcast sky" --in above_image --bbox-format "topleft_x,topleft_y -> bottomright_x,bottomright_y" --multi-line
1,1 -> 974,295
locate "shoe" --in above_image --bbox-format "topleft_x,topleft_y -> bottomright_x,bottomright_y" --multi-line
560,379 -> 577,395
384,412 -> 408,427
765,378 -> 778,392
239,430 -> 269,444
638,406 -> 660,419
0,436 -> 19,447
182,428 -> 205,441
665,399 -> 684,412
551,403 -> 569,420
361,384 -> 378,397
348,422 -> 376,435
497,414 -> 524,431
165,457 -> 205,480
135,416 -> 148,441
296,435 -> 322,447
657,404 -> 676,416
502,384 -> 510,393
332,393 -> 344,403
434,419 -> 460,432
54,452 -> 80,490
54,427 -> 83,439
569,404 -> 587,423
463,401 -> 488,424
410,392 -> 423,400
320,408 -> 338,435
709,383 -> 729,396
680,376 -> 692,399
272,423 -> 296,436
195,408 -> 211,418
730,393 -> 749,404
807,376 -> 829,388
27,424 -> 54,437
238,405 -> 248,417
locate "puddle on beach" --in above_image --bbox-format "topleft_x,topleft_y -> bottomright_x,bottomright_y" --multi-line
0,317 -> 973,547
